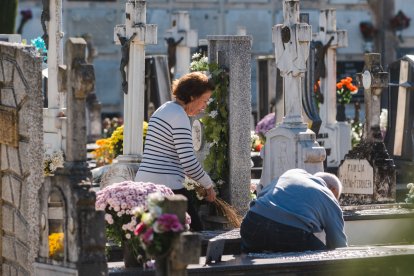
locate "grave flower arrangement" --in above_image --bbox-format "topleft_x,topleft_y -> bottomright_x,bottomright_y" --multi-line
95,181 -> 174,259
405,183 -> 414,204
48,232 -> 64,260
251,131 -> 263,152
30,36 -> 47,62
190,53 -> 229,189
93,121 -> 148,166
43,150 -> 64,176
255,112 -> 276,143
132,193 -> 190,258
336,77 -> 358,104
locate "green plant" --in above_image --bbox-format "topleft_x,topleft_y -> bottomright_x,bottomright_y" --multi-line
190,53 -> 229,189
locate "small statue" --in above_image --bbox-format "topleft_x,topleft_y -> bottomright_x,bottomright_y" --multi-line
165,37 -> 184,77
41,0 -> 50,49
118,33 -> 136,94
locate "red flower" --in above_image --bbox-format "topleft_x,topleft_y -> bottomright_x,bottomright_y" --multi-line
134,222 -> 145,236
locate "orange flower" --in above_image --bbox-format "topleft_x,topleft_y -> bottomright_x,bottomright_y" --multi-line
336,82 -> 343,89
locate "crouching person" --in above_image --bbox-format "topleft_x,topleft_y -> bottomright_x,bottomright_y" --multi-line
241,168 -> 347,253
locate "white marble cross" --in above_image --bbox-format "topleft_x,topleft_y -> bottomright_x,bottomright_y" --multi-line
313,9 -> 347,125
114,0 -> 157,158
43,0 -> 65,157
313,9 -> 350,168
356,53 -> 389,142
273,0 -> 312,124
260,0 -> 325,187
165,11 -> 198,79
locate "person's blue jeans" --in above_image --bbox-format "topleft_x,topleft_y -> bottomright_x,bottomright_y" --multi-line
240,211 -> 327,253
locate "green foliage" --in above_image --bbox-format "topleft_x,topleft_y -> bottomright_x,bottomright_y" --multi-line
0,0 -> 18,34
190,53 -> 229,188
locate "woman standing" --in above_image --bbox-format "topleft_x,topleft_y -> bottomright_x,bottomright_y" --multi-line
135,72 -> 216,230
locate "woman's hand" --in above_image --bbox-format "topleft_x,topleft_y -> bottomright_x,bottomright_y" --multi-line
205,187 -> 216,202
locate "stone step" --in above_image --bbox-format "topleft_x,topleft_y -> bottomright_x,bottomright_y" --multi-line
108,244 -> 414,275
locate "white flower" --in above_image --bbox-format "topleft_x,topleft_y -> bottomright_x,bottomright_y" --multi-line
209,110 -> 218,118
217,179 -> 225,186
192,52 -> 201,59
125,233 -> 131,239
207,98 -> 214,106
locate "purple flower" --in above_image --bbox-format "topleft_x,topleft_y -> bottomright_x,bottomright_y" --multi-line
156,214 -> 184,233
255,113 -> 276,136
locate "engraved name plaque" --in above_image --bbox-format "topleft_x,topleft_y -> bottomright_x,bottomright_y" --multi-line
338,159 -> 374,195
0,105 -> 18,147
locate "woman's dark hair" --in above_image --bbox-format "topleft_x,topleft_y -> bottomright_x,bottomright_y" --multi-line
172,72 -> 215,104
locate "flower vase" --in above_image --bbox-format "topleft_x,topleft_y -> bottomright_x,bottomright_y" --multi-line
123,244 -> 140,268
336,103 -> 346,122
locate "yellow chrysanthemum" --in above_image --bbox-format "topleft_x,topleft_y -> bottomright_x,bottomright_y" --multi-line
49,232 -> 64,259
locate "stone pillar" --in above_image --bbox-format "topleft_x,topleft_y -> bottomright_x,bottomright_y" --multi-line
260,0 -> 325,187
313,9 -> 351,169
165,11 -> 198,79
101,0 -> 157,186
64,38 -> 94,164
155,195 -> 201,276
207,35 -> 252,215
35,37 -> 107,275
338,53 -> 395,205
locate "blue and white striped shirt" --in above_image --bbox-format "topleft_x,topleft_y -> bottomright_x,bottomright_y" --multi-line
135,101 -> 213,190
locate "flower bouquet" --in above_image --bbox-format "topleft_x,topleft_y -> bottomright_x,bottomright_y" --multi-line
43,150 -> 64,176
133,193 -> 190,258
255,112 -> 275,142
93,121 -> 148,166
95,181 -> 174,263
336,77 -> 358,105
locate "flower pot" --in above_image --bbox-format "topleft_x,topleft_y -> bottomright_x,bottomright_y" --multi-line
123,244 -> 140,268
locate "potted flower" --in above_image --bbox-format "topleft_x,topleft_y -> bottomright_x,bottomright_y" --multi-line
95,181 -> 174,267
336,77 -> 358,121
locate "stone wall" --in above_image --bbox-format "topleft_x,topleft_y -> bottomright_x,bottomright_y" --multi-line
0,42 -> 43,275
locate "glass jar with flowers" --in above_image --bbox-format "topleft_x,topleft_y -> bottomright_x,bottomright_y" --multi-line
95,181 -> 175,267
336,77 -> 358,122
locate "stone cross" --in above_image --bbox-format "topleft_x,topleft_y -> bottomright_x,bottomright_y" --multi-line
260,0 -> 325,188
338,52 -> 395,205
356,53 -> 389,142
101,0 -> 157,186
313,9 -> 351,168
313,9 -> 347,126
64,37 -> 95,164
42,0 -> 66,157
46,0 -> 64,109
165,11 -> 198,79
114,0 -> 156,158
273,0 -> 311,124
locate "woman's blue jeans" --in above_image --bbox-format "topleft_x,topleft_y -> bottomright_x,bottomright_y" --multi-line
240,211 -> 327,253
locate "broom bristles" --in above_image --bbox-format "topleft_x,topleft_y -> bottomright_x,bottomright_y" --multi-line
193,182 -> 242,228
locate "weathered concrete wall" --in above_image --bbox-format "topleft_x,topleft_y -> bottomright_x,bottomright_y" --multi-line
0,42 -> 43,275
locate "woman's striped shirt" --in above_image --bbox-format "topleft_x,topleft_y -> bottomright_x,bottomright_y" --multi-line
135,101 -> 213,190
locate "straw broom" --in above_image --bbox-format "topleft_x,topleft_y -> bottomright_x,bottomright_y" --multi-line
184,177 -> 242,228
